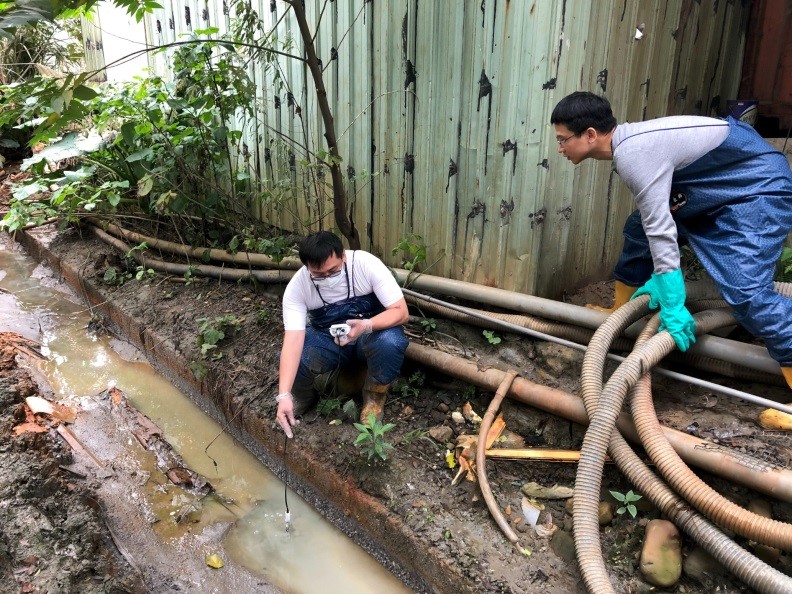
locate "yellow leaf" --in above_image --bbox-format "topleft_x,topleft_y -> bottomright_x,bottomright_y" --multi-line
205,553 -> 224,569
484,413 -> 506,449
445,449 -> 456,469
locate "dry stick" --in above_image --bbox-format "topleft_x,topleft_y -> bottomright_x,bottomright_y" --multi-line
486,449 -> 582,462
475,370 -> 524,554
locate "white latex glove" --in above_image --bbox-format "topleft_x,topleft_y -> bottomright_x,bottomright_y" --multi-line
276,392 -> 299,438
336,318 -> 373,346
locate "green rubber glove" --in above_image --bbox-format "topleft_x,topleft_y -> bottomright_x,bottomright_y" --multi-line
631,268 -> 696,351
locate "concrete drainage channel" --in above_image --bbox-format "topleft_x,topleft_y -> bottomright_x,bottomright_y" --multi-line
8,227 -> 435,594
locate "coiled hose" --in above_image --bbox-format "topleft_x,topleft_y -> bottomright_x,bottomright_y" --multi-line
575,297 -> 792,594
629,310 -> 792,551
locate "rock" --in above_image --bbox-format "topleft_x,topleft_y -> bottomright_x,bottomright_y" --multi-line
535,343 -> 582,377
451,411 -> 465,424
598,501 -> 613,526
521,481 -> 574,500
538,416 -> 577,448
437,403 -> 449,413
428,425 -> 453,443
550,529 -> 576,563
757,404 -> 792,430
498,346 -> 529,369
640,519 -> 682,587
683,546 -> 722,583
747,498 -> 781,564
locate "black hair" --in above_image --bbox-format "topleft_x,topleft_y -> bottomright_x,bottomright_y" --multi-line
298,231 -> 344,268
550,91 -> 617,134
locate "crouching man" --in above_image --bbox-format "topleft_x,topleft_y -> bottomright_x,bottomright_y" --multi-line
276,231 -> 409,437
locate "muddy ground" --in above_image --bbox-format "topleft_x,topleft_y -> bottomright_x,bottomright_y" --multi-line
0,332 -> 146,593
2,175 -> 792,591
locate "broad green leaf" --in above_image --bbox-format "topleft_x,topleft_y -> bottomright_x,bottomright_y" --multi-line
120,121 -> 136,146
125,147 -> 154,162
72,84 -> 98,101
137,175 -> 153,197
213,125 -> 228,143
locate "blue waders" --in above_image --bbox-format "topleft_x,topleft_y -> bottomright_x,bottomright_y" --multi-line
614,117 -> 792,365
291,288 -> 408,417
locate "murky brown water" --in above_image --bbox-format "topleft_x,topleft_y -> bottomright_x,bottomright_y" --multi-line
0,240 -> 409,594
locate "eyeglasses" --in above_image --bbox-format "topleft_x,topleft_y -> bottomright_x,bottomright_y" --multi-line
556,133 -> 577,146
309,264 -> 344,281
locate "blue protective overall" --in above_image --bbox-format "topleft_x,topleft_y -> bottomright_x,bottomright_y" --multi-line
614,117 -> 792,365
290,273 -> 408,416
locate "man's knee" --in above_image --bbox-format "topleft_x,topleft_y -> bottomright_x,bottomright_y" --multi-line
379,327 -> 409,350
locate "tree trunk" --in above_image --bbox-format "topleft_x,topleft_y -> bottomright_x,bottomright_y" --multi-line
289,0 -> 361,249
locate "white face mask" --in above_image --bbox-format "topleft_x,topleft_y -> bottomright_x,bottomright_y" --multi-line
311,263 -> 346,290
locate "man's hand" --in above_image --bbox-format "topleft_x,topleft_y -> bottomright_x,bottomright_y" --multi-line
336,318 -> 373,346
276,392 -> 299,438
632,268 -> 696,351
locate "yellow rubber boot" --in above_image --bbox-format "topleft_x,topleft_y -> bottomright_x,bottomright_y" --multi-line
587,280 -> 638,313
360,380 -> 390,423
783,367 -> 792,390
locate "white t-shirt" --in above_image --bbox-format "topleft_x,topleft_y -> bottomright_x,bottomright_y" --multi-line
282,250 -> 404,331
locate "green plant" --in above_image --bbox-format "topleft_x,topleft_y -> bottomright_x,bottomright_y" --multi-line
391,232 -> 426,272
420,318 -> 437,333
316,397 -> 341,417
483,330 -> 501,345
680,245 -> 705,282
610,489 -> 642,518
189,360 -> 208,380
395,371 -> 425,399
399,428 -> 430,446
462,385 -> 477,400
776,247 -> 792,282
102,266 -> 131,286
196,315 -> 242,358
100,242 -> 153,286
256,308 -> 271,324
353,413 -> 396,461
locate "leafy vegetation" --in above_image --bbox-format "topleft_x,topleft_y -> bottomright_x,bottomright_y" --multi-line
353,413 -> 396,461
392,232 -> 427,272
196,315 -> 242,359
0,0 -> 371,254
316,397 -> 341,417
777,247 -> 792,283
420,318 -> 437,333
394,370 -> 425,399
482,329 -> 501,345
610,489 -> 642,518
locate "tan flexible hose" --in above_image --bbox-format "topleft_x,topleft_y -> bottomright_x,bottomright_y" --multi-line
576,300 -> 792,594
405,295 -> 635,352
87,215 -> 790,379
90,226 -> 296,284
86,216 -> 303,269
405,343 -> 792,503
475,370 -> 522,552
630,314 -> 792,551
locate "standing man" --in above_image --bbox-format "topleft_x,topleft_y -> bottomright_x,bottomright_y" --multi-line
276,231 -> 409,437
550,91 -> 792,389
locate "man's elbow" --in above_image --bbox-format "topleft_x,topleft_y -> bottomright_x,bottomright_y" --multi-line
397,302 -> 410,325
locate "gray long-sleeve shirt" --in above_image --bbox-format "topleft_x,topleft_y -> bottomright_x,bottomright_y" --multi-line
612,116 -> 729,273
